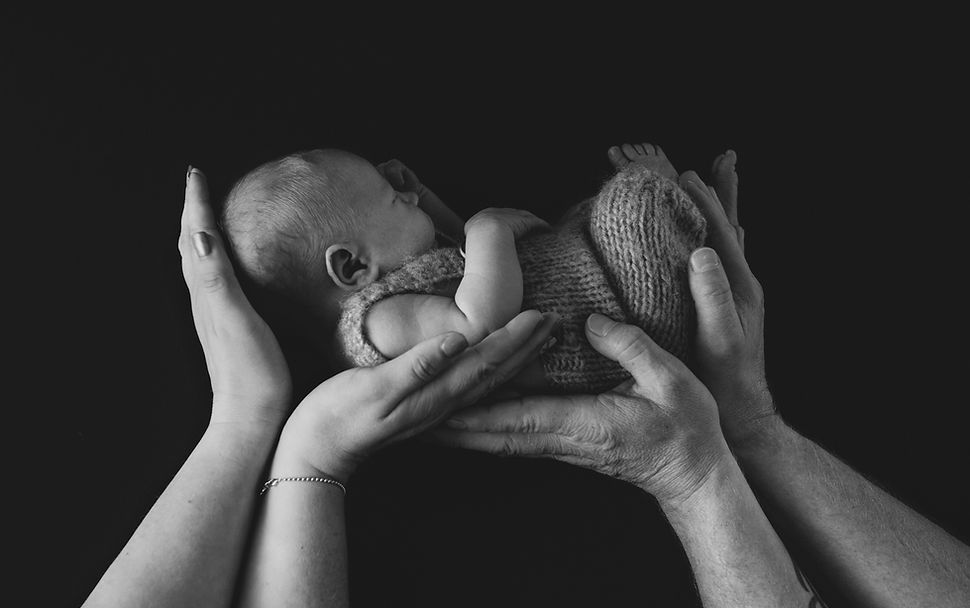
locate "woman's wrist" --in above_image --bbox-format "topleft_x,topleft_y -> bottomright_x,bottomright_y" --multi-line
206,407 -> 283,445
272,425 -> 357,484
210,395 -> 290,430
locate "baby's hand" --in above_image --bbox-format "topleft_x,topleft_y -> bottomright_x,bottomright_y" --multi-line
377,159 -> 426,195
465,207 -> 551,240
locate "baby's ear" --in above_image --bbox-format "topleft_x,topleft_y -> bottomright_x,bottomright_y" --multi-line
325,244 -> 378,291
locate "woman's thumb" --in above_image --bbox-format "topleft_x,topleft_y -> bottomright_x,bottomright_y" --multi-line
688,248 -> 743,352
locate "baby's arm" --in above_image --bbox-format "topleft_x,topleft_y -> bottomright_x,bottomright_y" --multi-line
366,208 -> 550,358
377,159 -> 465,243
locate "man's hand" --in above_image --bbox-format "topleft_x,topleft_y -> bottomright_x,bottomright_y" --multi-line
427,313 -> 732,507
678,151 -> 778,448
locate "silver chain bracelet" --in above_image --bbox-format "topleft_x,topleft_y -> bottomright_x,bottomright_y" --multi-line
259,476 -> 347,496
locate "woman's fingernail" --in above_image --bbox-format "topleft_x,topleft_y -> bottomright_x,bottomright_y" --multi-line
440,333 -> 468,356
586,313 -> 616,337
186,165 -> 194,184
690,247 -> 720,272
542,311 -> 563,330
192,231 -> 211,257
444,418 -> 467,429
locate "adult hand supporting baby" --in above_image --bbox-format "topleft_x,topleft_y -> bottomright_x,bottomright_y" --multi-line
426,314 -> 816,606
84,168 -> 295,608
237,310 -> 559,608
428,314 -> 727,502
274,308 -> 560,483
179,167 -> 293,428
679,155 -> 970,607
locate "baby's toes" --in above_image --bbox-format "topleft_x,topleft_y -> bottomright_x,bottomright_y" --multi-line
621,143 -> 641,161
608,145 -> 630,169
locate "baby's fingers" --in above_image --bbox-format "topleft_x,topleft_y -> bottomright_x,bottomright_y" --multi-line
377,159 -> 406,189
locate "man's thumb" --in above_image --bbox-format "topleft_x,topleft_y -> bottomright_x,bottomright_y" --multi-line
585,314 -> 667,381
689,248 -> 743,352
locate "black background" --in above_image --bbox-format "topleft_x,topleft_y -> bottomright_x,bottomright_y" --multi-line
11,8 -> 967,608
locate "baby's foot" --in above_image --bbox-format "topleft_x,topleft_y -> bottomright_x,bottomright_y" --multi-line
607,142 -> 678,180
710,149 -> 738,214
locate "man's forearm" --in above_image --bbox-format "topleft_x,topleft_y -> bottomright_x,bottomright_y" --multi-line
736,418 -> 970,607
658,455 -> 818,607
83,422 -> 280,608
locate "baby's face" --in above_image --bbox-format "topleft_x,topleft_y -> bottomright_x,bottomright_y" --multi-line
346,158 -> 436,273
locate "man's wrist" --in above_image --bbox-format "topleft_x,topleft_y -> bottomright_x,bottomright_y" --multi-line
643,437 -> 736,512
656,448 -> 742,524
730,412 -> 794,464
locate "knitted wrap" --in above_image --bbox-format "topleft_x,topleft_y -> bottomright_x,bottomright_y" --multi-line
337,164 -> 707,393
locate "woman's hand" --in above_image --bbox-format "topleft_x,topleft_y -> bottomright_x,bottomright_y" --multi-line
271,310 -> 561,482
465,207 -> 552,240
426,313 -> 732,507
178,168 -> 292,428
677,151 -> 778,448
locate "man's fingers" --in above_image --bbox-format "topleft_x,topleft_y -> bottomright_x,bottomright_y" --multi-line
711,150 -> 739,225
583,314 -> 673,386
688,248 -> 744,353
679,173 -> 758,305
425,429 -> 571,458
445,394 -> 585,434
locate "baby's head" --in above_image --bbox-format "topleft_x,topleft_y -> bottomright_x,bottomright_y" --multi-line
220,148 -> 436,329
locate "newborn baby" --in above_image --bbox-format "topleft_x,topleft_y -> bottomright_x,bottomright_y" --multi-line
221,144 -> 718,393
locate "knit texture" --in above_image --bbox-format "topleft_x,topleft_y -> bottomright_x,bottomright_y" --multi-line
337,164 -> 707,392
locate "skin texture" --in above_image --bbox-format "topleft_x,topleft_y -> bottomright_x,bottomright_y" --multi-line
83,168 -> 558,608
423,145 -> 819,606
679,153 -> 970,607
82,168 -> 292,608
376,158 -> 466,245
238,309 -> 560,608
430,310 -> 815,607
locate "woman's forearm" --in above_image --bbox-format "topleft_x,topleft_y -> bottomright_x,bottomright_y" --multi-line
237,446 -> 350,608
455,220 -> 523,335
83,420 -> 281,608
657,453 -> 819,607
735,419 -> 970,607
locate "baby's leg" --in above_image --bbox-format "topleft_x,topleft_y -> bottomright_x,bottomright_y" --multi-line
607,142 -> 678,181
588,144 -> 707,361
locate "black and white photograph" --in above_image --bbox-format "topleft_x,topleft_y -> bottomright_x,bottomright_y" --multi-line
15,7 -> 968,607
